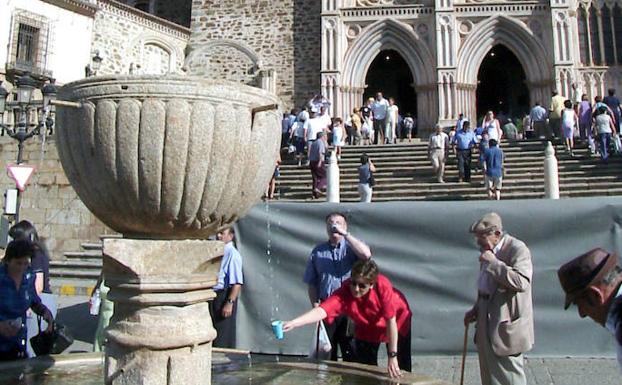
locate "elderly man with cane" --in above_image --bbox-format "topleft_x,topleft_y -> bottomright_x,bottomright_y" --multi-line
463,212 -> 534,385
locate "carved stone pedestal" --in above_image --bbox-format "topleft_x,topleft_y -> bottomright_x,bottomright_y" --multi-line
102,238 -> 223,385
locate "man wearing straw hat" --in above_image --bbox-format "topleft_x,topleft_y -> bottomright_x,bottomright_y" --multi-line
558,248 -> 622,372
463,212 -> 534,385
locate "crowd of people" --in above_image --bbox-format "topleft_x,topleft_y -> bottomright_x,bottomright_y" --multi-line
280,92 -> 414,201
277,87 -> 622,202
281,93 -> 418,164
526,87 -> 622,162
282,210 -> 622,382
1,211 -> 622,383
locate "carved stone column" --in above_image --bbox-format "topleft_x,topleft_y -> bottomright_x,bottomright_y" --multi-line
103,238 -> 223,385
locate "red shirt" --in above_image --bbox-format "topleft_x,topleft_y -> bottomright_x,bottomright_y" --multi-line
320,274 -> 412,343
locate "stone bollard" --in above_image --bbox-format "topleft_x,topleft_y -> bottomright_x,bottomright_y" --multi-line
326,150 -> 340,203
544,141 -> 560,199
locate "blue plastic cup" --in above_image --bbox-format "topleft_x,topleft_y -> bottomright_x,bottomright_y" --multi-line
271,320 -> 284,340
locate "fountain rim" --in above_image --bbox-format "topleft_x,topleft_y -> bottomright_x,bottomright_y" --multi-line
58,74 -> 282,105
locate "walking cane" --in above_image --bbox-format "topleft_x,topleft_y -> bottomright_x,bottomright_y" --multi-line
460,323 -> 469,385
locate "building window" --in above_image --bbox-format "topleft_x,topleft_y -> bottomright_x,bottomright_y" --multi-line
7,10 -> 51,78
135,0 -> 150,12
16,24 -> 39,68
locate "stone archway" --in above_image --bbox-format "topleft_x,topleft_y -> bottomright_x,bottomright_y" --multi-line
339,18 -> 436,132
129,33 -> 184,75
457,15 -> 553,125
476,44 -> 530,120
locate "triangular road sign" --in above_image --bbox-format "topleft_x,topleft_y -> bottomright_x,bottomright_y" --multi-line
7,164 -> 36,192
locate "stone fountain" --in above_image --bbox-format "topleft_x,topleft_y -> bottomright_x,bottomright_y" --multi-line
55,76 -> 281,384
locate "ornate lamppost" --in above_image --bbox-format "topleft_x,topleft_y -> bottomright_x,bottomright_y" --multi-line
0,73 -> 58,221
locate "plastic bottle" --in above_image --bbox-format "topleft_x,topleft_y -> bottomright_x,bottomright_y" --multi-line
90,289 -> 101,316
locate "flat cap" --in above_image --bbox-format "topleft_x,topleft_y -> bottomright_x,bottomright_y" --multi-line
557,248 -> 619,309
469,212 -> 503,233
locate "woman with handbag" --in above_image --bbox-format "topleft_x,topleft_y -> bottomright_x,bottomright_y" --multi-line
357,153 -> 376,203
283,259 -> 412,379
0,239 -> 54,361
9,220 -> 58,357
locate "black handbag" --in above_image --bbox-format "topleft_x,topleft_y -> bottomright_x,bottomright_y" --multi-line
368,172 -> 376,187
30,316 -> 74,356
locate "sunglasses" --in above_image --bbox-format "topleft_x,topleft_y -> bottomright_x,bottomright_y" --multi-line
351,281 -> 371,289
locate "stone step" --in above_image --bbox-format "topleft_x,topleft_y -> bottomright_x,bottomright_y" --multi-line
63,250 -> 103,260
50,259 -> 102,269
50,268 -> 100,280
80,242 -> 103,251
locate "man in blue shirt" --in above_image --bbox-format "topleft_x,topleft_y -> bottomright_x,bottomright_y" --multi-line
303,212 -> 372,361
210,227 -> 244,348
452,120 -> 476,182
603,89 -> 621,131
484,139 -> 504,200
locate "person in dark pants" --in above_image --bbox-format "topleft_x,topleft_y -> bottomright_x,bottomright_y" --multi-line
452,120 -> 476,182
302,212 -> 372,362
286,259 -> 412,379
209,227 -> 243,348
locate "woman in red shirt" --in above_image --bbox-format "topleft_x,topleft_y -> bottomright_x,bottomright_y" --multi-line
283,260 -> 412,379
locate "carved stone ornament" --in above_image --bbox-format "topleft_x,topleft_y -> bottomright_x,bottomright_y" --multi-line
56,75 -> 281,239
357,0 -> 417,6
459,20 -> 473,35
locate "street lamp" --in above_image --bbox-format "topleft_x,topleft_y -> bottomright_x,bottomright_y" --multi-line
0,73 -> 57,222
0,73 -> 57,164
85,50 -> 104,77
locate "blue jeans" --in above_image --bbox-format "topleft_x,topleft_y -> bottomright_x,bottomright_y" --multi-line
599,133 -> 611,161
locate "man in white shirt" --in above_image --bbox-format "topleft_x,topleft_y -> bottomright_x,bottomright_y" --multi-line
558,248 -> 622,373
529,102 -> 547,138
371,92 -> 389,145
307,112 -> 329,162
428,124 -> 449,183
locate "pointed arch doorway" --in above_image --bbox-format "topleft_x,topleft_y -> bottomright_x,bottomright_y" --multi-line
364,49 -> 417,118
475,45 -> 530,121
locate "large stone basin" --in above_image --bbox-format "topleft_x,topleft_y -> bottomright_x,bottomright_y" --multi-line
56,76 -> 281,238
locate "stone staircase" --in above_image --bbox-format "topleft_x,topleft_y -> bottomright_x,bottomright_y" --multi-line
276,139 -> 622,201
50,240 -> 107,296
51,139 -> 622,292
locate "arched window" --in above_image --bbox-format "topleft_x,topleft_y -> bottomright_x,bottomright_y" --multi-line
588,4 -> 602,65
614,4 -> 622,64
602,5 -> 614,65
577,6 -> 590,65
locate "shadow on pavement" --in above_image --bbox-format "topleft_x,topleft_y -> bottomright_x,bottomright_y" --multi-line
56,302 -> 97,352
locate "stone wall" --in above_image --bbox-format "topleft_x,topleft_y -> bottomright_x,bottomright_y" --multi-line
189,0 -> 321,109
0,136 -> 113,260
92,0 -> 189,76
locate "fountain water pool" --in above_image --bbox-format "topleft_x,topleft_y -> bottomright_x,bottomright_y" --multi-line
0,352 -> 452,385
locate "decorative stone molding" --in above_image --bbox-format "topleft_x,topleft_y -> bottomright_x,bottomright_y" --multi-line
356,0 -> 418,6
184,39 -> 262,75
129,32 -> 184,74
458,20 -> 474,35
42,0 -> 97,17
457,15 -> 551,84
346,24 -> 363,39
341,6 -> 434,19
97,0 -> 190,40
